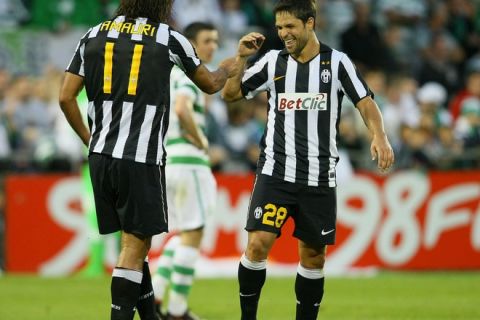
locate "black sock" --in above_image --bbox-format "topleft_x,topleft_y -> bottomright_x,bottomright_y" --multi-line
136,261 -> 157,320
111,267 -> 143,320
238,262 -> 266,320
295,273 -> 324,320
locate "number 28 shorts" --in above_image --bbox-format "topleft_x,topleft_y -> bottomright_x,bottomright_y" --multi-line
246,173 -> 337,245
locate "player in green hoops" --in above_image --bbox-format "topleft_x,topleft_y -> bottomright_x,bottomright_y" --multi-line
151,22 -> 220,320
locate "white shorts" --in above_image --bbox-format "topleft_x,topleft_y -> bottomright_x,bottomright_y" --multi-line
165,165 -> 217,231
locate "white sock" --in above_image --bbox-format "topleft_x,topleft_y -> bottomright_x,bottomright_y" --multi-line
152,235 -> 181,301
167,245 -> 200,316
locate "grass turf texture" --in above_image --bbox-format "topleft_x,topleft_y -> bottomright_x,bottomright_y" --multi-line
1,272 -> 479,319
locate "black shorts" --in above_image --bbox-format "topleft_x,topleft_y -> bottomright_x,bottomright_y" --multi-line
88,153 -> 168,236
246,174 -> 337,245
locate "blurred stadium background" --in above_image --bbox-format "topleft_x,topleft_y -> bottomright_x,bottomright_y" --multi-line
0,0 -> 479,319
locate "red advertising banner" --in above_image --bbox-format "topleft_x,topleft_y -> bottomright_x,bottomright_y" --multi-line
5,171 -> 480,275
5,175 -> 85,274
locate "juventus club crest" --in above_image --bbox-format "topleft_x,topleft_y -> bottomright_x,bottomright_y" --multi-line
321,69 -> 331,83
254,207 -> 263,219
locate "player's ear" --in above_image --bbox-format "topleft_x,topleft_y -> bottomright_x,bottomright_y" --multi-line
306,17 -> 315,31
189,38 -> 198,48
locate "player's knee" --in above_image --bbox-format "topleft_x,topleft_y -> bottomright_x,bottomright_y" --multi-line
246,239 -> 270,261
181,228 -> 204,248
145,237 -> 152,251
118,233 -> 152,268
245,231 -> 276,261
118,247 -> 146,270
299,243 -> 326,269
301,253 -> 326,269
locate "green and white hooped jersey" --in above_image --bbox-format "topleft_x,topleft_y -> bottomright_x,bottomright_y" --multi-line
166,66 -> 209,167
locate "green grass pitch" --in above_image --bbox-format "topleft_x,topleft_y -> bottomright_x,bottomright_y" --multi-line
1,272 -> 479,319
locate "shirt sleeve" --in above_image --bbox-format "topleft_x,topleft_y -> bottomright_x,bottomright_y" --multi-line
169,30 -> 201,75
65,29 -> 92,77
338,53 -> 374,105
240,52 -> 271,100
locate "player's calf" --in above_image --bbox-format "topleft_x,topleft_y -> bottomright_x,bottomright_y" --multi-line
295,263 -> 325,320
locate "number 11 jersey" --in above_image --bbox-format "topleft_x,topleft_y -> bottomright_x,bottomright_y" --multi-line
66,15 -> 201,165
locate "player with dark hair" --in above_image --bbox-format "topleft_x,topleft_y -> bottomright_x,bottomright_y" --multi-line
151,21 -> 220,320
58,1 -> 235,319
222,0 -> 394,319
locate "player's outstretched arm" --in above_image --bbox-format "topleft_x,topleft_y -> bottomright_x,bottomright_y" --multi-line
190,58 -> 236,95
222,32 -> 265,102
59,72 -> 90,146
356,96 -> 395,172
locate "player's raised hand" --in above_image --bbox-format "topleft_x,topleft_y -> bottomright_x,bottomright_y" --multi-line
371,134 -> 394,172
238,32 -> 265,58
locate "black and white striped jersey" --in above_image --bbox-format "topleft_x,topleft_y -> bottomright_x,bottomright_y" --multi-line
241,43 -> 372,187
66,15 -> 201,165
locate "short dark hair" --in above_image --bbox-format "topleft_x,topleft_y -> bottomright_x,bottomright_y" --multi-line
183,22 -> 217,42
116,0 -> 173,23
273,0 -> 316,24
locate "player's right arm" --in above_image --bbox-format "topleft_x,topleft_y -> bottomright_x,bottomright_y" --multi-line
222,32 -> 265,102
59,72 -> 90,146
175,93 -> 208,151
60,29 -> 92,147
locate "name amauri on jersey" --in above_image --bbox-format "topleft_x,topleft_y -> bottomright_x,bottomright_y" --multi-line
100,20 -> 156,37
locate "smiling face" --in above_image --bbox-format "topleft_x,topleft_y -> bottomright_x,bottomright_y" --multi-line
275,11 -> 315,58
192,29 -> 219,64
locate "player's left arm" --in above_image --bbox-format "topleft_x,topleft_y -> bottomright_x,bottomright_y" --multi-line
59,72 -> 90,146
190,61 -> 235,94
175,93 -> 208,151
170,30 -> 236,94
356,96 -> 395,172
